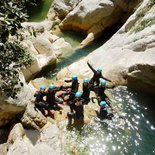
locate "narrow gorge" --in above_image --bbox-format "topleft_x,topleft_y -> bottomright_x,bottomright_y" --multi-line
0,0 -> 155,155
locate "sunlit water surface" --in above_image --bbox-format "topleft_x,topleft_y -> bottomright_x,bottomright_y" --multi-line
59,86 -> 155,155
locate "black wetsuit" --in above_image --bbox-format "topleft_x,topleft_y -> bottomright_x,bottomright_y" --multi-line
34,91 -> 47,115
87,62 -> 111,86
99,106 -> 108,119
97,85 -> 113,107
46,86 -> 63,110
75,99 -> 84,119
81,83 -> 94,104
63,79 -> 79,112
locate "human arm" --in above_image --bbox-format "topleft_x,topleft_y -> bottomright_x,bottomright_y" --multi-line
87,61 -> 96,73
101,75 -> 112,82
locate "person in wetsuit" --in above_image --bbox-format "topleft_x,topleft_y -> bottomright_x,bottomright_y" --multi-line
98,101 -> 114,120
74,92 -> 84,119
96,79 -> 114,107
63,75 -> 79,112
46,84 -> 63,110
87,61 -> 111,86
67,92 -> 84,120
34,85 -> 47,115
81,78 -> 94,105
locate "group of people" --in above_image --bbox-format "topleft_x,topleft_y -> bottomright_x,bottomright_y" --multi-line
34,61 -> 115,121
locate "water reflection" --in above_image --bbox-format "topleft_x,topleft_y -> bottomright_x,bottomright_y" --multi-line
61,86 -> 155,155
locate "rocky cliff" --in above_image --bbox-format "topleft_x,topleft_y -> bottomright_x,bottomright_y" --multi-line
57,0 -> 155,94
52,0 -> 141,45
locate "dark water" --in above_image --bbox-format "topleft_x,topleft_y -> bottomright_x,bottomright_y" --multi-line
60,87 -> 155,155
27,0 -> 53,22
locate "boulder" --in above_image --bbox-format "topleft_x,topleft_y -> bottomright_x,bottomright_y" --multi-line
22,30 -> 72,81
3,123 -> 65,155
22,20 -> 53,33
57,0 -> 155,94
21,102 -> 48,130
52,0 -> 81,20
0,73 -> 34,127
53,0 -> 140,45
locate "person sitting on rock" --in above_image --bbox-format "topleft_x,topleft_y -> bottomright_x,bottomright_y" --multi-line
63,75 -> 79,105
46,84 -> 63,111
87,61 -> 112,86
81,78 -> 94,105
98,101 -> 114,120
34,85 -> 48,115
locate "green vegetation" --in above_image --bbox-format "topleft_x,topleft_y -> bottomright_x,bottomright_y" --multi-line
130,0 -> 155,33
0,0 -> 37,97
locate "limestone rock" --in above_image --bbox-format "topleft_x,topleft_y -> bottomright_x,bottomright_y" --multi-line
21,103 -> 47,130
57,0 -> 155,94
21,30 -> 72,81
0,73 -> 34,127
52,0 -> 81,20
53,0 -> 140,45
4,123 -> 65,155
22,20 -> 53,33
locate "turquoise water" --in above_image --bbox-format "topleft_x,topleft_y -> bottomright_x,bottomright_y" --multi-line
61,86 -> 155,155
27,0 -> 53,22
36,23 -> 123,79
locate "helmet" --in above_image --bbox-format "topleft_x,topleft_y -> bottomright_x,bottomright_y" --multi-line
40,85 -> 46,90
96,67 -> 102,72
100,79 -> 106,86
75,92 -> 82,98
100,101 -> 106,106
83,78 -> 89,83
49,84 -> 55,89
72,75 -> 77,80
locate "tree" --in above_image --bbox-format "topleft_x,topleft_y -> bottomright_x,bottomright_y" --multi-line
0,0 -> 37,97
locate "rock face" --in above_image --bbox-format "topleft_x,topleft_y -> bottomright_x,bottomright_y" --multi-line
21,30 -> 71,81
57,0 -> 155,94
0,123 -> 65,155
53,0 -> 141,45
0,73 -> 34,127
21,102 -> 48,130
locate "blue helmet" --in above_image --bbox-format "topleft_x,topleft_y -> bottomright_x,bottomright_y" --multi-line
83,78 -> 89,83
75,92 -> 82,98
100,101 -> 106,106
40,85 -> 46,90
49,84 -> 55,89
100,79 -> 106,86
72,75 -> 77,80
96,67 -> 102,72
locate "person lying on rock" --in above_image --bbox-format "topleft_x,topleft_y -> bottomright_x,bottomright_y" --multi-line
97,101 -> 114,120
46,84 -> 63,111
63,75 -> 79,104
34,85 -> 53,116
87,61 -> 112,87
81,78 -> 94,105
67,92 -> 84,121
